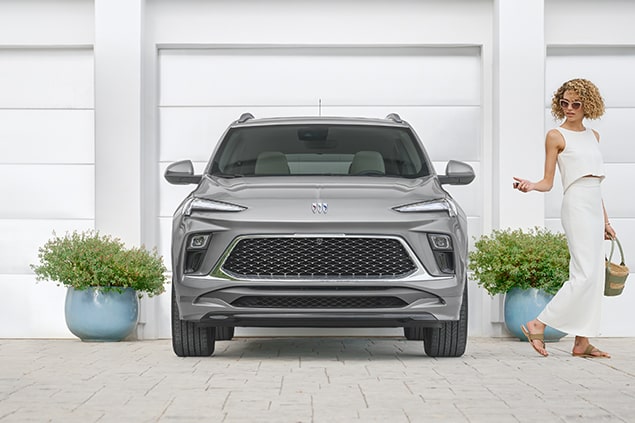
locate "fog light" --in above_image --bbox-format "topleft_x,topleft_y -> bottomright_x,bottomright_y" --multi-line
189,234 -> 210,249
427,233 -> 455,274
428,234 -> 452,251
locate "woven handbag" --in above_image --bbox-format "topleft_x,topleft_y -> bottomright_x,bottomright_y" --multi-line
605,237 -> 629,297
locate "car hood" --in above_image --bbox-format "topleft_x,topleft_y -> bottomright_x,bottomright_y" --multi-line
189,175 -> 452,221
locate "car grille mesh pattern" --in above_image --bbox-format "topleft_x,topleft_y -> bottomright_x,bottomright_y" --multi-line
231,296 -> 407,309
221,237 -> 417,279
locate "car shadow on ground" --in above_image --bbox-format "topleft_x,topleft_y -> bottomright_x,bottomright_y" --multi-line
210,336 -> 440,360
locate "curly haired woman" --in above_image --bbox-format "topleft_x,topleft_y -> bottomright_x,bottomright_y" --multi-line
513,78 -> 616,358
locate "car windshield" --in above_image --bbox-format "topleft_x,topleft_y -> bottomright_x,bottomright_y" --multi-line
209,124 -> 431,178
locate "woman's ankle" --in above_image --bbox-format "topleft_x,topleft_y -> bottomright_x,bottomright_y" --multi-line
574,336 -> 589,347
527,319 -> 546,332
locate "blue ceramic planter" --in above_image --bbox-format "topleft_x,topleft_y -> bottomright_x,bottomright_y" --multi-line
65,287 -> 139,342
504,287 -> 567,342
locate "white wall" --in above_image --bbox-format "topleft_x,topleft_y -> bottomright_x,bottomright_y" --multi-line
0,0 -> 94,338
0,0 -> 633,339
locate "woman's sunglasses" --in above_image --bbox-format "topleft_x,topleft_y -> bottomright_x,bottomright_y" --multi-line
559,99 -> 582,110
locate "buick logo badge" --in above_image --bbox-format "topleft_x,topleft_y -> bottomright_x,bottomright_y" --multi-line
312,202 -> 328,214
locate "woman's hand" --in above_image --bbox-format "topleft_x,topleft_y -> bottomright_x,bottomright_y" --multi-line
605,222 -> 617,240
512,177 -> 535,193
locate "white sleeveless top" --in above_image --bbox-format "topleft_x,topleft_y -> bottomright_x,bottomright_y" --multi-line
556,127 -> 605,191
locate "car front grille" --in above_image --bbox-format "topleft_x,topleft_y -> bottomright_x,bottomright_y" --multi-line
231,296 -> 407,309
221,236 -> 417,279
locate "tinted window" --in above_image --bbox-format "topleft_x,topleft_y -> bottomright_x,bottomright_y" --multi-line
210,124 -> 430,178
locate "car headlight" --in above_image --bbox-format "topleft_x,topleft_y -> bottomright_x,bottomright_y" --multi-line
392,199 -> 457,217
184,198 -> 247,216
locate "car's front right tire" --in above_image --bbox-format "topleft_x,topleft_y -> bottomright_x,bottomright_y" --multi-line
423,286 -> 468,357
171,284 -> 215,357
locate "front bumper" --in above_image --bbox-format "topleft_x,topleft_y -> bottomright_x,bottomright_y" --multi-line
174,274 -> 465,328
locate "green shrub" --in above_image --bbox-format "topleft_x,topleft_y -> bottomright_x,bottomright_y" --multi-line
32,230 -> 167,297
468,227 -> 569,296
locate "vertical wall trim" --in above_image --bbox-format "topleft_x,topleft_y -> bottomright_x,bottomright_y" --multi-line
94,0 -> 143,246
493,0 -> 546,230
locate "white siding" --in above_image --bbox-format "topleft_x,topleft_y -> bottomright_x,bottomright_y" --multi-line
0,45 -> 94,338
1,0 -> 633,339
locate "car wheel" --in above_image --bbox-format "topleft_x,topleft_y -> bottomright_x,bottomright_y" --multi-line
403,326 -> 424,340
216,326 -> 235,341
171,284 -> 215,357
423,286 -> 468,357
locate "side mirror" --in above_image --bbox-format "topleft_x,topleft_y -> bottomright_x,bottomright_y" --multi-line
164,160 -> 202,185
438,160 -> 475,185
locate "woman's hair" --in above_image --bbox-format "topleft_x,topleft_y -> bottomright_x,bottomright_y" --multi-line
551,78 -> 605,120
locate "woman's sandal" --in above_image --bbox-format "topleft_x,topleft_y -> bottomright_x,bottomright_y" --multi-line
520,325 -> 547,356
572,344 -> 610,359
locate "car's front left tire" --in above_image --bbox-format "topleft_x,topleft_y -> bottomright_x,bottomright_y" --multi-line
171,284 -> 215,357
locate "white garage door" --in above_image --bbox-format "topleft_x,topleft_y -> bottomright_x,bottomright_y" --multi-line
0,48 -> 94,338
156,45 -> 482,335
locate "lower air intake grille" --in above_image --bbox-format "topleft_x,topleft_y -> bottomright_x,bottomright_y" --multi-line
221,237 -> 417,279
231,296 -> 407,309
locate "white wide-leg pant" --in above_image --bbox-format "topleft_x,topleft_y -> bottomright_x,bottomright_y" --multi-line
538,177 -> 605,336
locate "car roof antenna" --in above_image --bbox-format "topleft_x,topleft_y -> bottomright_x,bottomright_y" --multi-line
386,113 -> 403,123
318,98 -> 322,116
237,112 -> 254,123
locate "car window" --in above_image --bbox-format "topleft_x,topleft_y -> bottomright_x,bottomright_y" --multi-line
210,124 -> 430,178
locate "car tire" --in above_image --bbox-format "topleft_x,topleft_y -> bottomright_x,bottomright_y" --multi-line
216,326 -> 235,341
171,284 -> 215,357
423,286 -> 468,357
403,326 -> 425,340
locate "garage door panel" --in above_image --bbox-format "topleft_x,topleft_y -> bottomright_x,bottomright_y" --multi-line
161,105 -> 480,163
601,164 -> 635,217
0,49 -> 93,109
593,109 -> 635,163
0,275 -> 71,338
159,47 -> 480,107
0,110 -> 94,164
0,165 -> 94,219
160,106 -> 320,162
546,47 -> 635,108
324,106 -> 480,161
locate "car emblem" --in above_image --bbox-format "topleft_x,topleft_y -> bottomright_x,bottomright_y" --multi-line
312,202 -> 328,214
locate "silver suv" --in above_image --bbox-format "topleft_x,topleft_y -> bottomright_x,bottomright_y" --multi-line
165,113 -> 475,357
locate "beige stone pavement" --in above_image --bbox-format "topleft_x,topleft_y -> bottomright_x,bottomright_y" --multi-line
0,336 -> 634,422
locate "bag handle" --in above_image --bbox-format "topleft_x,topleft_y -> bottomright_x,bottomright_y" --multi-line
608,237 -> 626,266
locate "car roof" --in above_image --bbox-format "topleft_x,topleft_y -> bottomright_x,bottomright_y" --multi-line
230,113 -> 410,129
